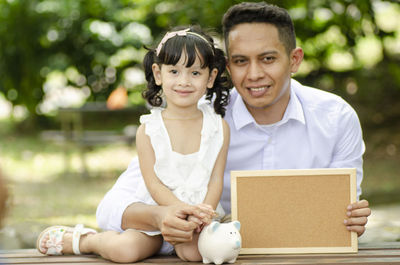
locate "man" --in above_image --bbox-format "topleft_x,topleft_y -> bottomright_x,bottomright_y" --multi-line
96,2 -> 371,253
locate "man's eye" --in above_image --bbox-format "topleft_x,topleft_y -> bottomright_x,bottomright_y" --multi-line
233,59 -> 246,65
263,56 -> 275,62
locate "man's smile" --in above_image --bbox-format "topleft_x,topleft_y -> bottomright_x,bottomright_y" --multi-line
247,85 -> 272,96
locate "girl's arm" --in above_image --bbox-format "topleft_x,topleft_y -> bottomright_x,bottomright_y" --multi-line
136,124 -> 183,206
202,119 -> 230,210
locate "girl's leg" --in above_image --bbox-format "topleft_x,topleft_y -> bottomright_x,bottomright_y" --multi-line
174,232 -> 202,262
82,229 -> 163,263
39,228 -> 162,263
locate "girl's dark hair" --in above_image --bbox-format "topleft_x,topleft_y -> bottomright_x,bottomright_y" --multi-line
142,25 -> 230,117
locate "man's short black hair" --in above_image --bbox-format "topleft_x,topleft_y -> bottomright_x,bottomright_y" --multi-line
222,2 -> 296,55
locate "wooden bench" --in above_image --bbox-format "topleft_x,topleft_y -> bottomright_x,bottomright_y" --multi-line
2,242 -> 400,264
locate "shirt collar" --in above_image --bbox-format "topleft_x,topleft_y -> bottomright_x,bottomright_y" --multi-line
231,79 -> 306,130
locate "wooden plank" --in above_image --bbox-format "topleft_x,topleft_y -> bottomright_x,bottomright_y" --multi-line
14,255 -> 201,265
239,250 -> 400,259
236,258 -> 400,264
0,255 -> 113,264
1,247 -> 400,264
7,256 -> 400,265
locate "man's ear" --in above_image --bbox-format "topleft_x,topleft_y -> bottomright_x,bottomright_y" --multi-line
152,63 -> 162,86
207,68 -> 219,89
289,47 -> 304,74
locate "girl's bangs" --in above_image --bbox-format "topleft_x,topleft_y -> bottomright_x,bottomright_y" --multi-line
160,36 -> 212,68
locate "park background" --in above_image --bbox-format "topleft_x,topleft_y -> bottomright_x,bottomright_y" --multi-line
0,0 -> 399,248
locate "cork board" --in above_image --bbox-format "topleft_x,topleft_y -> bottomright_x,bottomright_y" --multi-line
231,168 -> 357,254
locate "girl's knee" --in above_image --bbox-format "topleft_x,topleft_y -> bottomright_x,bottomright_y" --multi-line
104,232 -> 162,263
103,235 -> 142,263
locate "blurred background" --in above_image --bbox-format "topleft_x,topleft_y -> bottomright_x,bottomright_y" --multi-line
0,0 -> 399,248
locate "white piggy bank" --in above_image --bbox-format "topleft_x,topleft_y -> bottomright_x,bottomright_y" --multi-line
198,221 -> 241,264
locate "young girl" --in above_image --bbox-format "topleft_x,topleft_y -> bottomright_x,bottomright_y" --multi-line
36,25 -> 231,263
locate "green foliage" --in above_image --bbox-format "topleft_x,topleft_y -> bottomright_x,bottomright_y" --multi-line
0,0 -> 399,129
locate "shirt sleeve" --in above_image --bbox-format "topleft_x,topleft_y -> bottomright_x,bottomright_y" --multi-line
96,156 -> 144,232
329,103 -> 365,200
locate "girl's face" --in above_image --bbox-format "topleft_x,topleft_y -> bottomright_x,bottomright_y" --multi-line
152,51 -> 218,110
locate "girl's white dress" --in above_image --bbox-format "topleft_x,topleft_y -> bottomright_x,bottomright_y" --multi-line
136,102 -> 225,235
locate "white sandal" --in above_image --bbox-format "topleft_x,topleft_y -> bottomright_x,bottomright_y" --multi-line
36,224 -> 97,255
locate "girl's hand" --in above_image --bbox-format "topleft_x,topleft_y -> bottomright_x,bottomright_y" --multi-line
187,204 -> 216,233
187,215 -> 203,233
197,203 -> 217,225
196,203 -> 216,225
158,204 -> 203,245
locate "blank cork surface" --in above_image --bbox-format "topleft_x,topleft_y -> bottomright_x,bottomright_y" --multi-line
231,168 -> 357,254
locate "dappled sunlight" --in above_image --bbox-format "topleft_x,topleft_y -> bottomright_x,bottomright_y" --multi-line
0,95 -> 28,121
38,70 -> 91,115
355,36 -> 383,68
0,94 -> 12,119
374,1 -> 400,33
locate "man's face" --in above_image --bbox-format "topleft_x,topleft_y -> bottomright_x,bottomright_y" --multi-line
227,23 -> 302,118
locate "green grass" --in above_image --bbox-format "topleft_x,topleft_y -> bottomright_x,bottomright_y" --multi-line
0,120 -> 136,248
0,120 -> 399,249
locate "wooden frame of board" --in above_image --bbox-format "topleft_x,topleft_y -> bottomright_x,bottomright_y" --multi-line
231,168 -> 358,254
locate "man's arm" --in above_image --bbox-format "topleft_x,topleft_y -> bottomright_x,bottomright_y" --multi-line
330,103 -> 371,236
121,202 -> 207,243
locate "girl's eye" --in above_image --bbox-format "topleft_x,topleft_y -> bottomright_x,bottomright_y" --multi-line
192,71 -> 200,76
170,69 -> 178,74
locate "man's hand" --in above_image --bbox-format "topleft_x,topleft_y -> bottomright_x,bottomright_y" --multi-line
158,204 -> 214,245
344,199 -> 371,237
